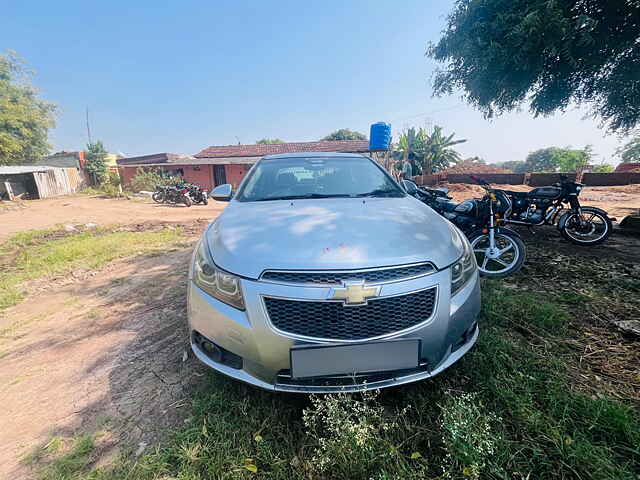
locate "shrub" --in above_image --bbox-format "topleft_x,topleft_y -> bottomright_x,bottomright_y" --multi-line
128,168 -> 165,192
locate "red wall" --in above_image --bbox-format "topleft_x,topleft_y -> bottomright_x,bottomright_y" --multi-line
225,164 -> 250,189
120,165 -> 214,190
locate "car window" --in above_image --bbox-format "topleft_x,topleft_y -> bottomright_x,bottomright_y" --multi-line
235,156 -> 404,202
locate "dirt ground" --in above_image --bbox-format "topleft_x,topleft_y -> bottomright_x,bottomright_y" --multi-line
0,195 -> 226,240
0,189 -> 639,479
0,222 -> 212,479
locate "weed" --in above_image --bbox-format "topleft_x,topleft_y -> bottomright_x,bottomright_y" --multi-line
302,390 -> 414,478
438,392 -> 499,479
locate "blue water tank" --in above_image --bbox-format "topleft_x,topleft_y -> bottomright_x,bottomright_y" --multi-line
369,122 -> 392,151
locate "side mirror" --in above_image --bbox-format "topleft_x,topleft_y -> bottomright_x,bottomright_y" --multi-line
401,179 -> 418,195
210,184 -> 233,202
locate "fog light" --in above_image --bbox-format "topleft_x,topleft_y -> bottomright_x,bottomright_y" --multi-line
201,340 -> 222,362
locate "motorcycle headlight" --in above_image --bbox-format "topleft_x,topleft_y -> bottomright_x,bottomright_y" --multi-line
193,241 -> 245,310
451,232 -> 477,296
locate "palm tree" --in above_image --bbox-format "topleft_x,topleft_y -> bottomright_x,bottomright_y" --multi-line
420,125 -> 467,174
396,126 -> 466,175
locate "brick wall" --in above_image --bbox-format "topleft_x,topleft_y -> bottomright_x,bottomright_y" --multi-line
178,165 -> 213,190
225,164 -> 250,189
448,173 -> 525,184
120,165 -> 213,190
582,172 -> 640,186
527,173 -> 576,186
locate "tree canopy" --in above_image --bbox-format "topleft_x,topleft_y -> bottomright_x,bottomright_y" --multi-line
321,129 -> 367,141
85,141 -> 108,184
0,51 -> 56,165
256,138 -> 285,144
615,134 -> 640,163
524,146 -> 592,172
428,0 -> 640,133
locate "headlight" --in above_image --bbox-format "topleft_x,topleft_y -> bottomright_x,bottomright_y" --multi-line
193,241 -> 245,310
451,232 -> 476,296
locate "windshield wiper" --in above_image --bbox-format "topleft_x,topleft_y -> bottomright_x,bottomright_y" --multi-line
354,189 -> 403,198
254,193 -> 353,201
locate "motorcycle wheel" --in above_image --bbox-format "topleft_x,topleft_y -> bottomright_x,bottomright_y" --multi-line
469,231 -> 526,278
201,196 -> 208,205
560,207 -> 612,245
152,191 -> 164,203
183,195 -> 192,207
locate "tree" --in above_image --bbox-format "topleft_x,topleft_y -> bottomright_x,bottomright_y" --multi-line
256,138 -> 285,144
498,160 -> 528,173
524,146 -> 591,172
420,125 -> 467,174
0,51 -> 56,165
428,0 -> 640,133
591,163 -> 614,173
85,141 -> 108,185
397,125 -> 466,174
321,129 -> 367,141
615,134 -> 640,163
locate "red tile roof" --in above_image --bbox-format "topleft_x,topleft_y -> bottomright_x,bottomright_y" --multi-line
194,140 -> 370,158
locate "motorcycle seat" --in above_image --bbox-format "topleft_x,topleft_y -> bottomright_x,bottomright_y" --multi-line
435,197 -> 458,213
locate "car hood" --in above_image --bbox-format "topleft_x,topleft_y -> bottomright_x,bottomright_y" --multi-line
205,196 -> 464,279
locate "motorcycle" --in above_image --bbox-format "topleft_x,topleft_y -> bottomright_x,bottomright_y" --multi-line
152,184 -> 168,204
164,184 -> 192,207
403,179 -> 526,278
185,183 -> 208,205
497,174 -> 612,246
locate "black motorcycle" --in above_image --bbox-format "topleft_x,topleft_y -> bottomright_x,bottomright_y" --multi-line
404,179 -> 526,278
152,184 -> 168,204
497,174 -> 612,246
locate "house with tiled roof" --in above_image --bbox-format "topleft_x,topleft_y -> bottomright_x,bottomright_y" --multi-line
117,141 -> 372,190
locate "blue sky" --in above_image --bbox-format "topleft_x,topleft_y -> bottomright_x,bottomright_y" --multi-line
2,0 -> 623,164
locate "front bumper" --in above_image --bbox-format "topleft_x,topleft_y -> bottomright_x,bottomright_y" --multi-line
188,268 -> 480,393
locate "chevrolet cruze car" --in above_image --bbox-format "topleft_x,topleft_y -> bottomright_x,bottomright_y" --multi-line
188,153 -> 480,392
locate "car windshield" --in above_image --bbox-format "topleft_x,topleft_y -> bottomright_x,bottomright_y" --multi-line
235,156 -> 405,202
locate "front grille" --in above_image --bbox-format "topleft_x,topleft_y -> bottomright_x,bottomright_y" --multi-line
263,287 -> 437,341
261,263 -> 434,285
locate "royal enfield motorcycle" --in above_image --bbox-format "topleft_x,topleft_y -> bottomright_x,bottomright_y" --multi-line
403,180 -> 526,278
496,174 -> 612,246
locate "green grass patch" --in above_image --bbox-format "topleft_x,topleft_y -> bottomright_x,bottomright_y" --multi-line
0,227 -> 184,311
25,435 -> 97,480
23,266 -> 640,479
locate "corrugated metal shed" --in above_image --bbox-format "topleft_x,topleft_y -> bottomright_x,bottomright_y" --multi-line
0,166 -> 55,174
0,166 -> 86,199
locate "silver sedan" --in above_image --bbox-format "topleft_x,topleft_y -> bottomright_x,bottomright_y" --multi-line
188,153 -> 480,392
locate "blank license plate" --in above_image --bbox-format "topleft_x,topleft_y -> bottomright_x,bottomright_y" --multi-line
290,339 -> 420,379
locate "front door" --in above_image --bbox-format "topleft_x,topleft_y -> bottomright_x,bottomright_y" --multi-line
213,165 -> 226,186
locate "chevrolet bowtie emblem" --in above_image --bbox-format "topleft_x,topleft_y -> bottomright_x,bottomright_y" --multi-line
329,281 -> 381,306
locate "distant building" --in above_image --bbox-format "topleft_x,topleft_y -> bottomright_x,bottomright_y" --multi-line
117,141 -> 372,190
37,151 -> 86,169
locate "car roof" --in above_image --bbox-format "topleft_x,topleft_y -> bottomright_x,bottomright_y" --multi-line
262,152 -> 369,160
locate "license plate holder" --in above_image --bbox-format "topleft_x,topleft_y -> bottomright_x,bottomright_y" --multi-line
290,339 -> 420,379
